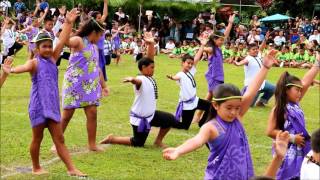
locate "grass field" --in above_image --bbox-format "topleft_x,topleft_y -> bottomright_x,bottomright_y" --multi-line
1,48 -> 319,180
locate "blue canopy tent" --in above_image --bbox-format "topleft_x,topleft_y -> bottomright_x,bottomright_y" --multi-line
260,14 -> 293,22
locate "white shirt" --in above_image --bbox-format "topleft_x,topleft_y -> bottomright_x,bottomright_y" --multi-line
308,34 -> 320,44
1,28 -> 15,48
133,45 -> 142,59
130,41 -> 137,50
130,76 -> 157,126
247,34 -> 260,44
165,42 -> 175,50
244,54 -> 265,89
175,66 -> 199,110
300,151 -> 320,180
274,36 -> 286,46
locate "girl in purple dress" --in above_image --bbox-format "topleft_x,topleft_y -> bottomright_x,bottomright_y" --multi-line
58,18 -> 109,152
266,53 -> 320,180
163,50 -> 278,180
90,0 -> 108,80
196,14 -> 235,101
2,9 -> 86,177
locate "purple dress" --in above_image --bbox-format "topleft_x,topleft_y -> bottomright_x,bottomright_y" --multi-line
205,116 -> 254,180
26,26 -> 39,52
97,33 -> 107,81
29,56 -> 60,127
112,33 -> 121,50
275,102 -> 311,180
205,47 -> 224,92
62,37 -> 101,109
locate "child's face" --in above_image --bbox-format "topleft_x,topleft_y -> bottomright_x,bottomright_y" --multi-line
137,41 -> 142,46
299,49 -> 304,54
141,63 -> 155,76
286,84 -> 302,103
182,59 -> 194,71
248,47 -> 259,56
214,37 -> 225,47
44,21 -> 54,31
213,99 -> 242,122
37,40 -> 53,58
308,51 -> 313,55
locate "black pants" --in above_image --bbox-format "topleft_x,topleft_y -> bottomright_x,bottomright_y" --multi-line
172,98 -> 211,130
130,110 -> 176,147
3,42 -> 23,61
105,55 -> 111,65
56,52 -> 70,66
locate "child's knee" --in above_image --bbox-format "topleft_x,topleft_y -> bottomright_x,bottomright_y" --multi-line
53,135 -> 65,145
130,137 -> 145,147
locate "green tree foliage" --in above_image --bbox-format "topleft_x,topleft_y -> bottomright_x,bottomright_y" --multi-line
266,0 -> 318,18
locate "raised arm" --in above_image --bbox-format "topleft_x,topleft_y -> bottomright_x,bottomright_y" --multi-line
193,38 -> 208,66
259,31 -> 270,53
33,0 -> 40,16
300,52 -> 320,99
2,58 -> 36,75
123,77 -> 142,90
223,14 -> 235,39
37,7 -> 49,24
166,75 -> 180,81
239,49 -> 277,117
234,58 -> 248,66
53,8 -> 78,61
144,32 -> 155,60
100,0 -> 108,23
163,122 -> 217,160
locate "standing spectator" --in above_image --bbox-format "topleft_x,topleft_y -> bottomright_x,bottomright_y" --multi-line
250,15 -> 260,28
274,30 -> 286,47
114,7 -> 127,24
208,13 -> 216,27
14,0 -> 26,16
0,0 -> 11,16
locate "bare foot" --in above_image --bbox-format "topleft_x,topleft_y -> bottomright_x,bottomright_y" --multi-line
32,168 -> 48,175
68,169 -> 87,177
154,142 -> 168,149
99,134 -> 113,144
50,145 -> 57,154
88,145 -> 104,152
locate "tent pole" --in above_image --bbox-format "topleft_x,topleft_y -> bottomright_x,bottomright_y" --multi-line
138,4 -> 142,33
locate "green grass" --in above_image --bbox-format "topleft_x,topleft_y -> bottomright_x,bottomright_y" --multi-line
1,48 -> 319,179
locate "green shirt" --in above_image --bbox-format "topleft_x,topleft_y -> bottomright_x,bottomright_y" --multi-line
222,48 -> 231,59
293,53 -> 307,62
305,54 -> 316,63
172,48 -> 182,55
277,52 -> 289,61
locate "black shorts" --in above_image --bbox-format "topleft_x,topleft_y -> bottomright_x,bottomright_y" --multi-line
130,110 -> 176,147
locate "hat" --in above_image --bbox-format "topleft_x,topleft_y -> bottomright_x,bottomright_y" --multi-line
256,28 -> 262,31
31,32 -> 52,43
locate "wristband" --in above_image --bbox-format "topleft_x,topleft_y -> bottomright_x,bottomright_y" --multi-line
289,134 -> 295,144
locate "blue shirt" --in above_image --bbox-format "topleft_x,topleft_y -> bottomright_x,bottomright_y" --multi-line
39,2 -> 49,11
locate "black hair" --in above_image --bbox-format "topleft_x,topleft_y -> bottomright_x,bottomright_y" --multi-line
181,54 -> 194,62
274,72 -> 301,130
76,18 -> 104,37
44,15 -> 53,23
311,128 -> 320,153
105,33 -> 111,38
248,43 -> 258,50
137,57 -> 154,71
91,11 -> 101,19
206,84 -> 241,122
207,32 -> 224,57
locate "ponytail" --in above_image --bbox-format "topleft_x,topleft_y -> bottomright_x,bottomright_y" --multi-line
274,71 -> 301,130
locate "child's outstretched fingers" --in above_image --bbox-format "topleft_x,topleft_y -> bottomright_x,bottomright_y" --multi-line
66,8 -> 79,23
263,49 -> 278,68
163,147 -> 178,160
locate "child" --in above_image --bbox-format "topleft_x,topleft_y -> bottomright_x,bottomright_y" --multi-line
180,40 -> 189,55
300,48 -> 315,69
276,46 -> 290,67
167,53 -> 211,130
133,39 -> 144,62
163,50 -> 278,179
57,18 -> 110,152
104,33 -> 113,66
266,53 -> 320,180
292,47 -> 307,68
300,128 -> 320,180
196,14 -> 235,101
1,9 -> 86,177
161,38 -> 175,54
169,42 -> 182,58
111,21 -> 126,65
99,32 -> 177,148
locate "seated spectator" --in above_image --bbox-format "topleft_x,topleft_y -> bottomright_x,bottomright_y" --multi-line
161,38 -> 175,54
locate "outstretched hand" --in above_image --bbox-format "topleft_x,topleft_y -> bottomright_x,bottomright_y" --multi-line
163,147 -> 179,160
228,14 -> 236,24
263,49 -> 278,68
1,57 -> 14,74
274,131 -> 290,158
65,8 -> 79,24
123,77 -> 134,83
